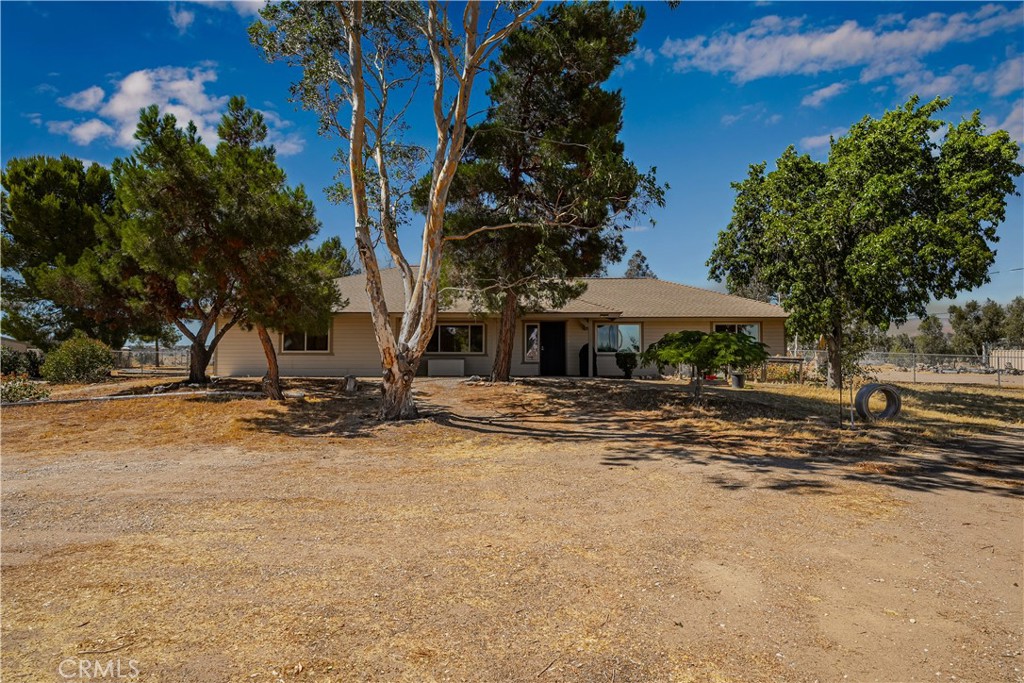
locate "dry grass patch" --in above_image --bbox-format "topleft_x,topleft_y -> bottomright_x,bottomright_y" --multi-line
2,377 -> 1021,682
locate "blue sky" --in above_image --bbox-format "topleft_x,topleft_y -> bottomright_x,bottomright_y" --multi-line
2,1 -> 1022,320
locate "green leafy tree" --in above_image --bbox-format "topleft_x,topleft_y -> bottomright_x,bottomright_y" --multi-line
708,97 -> 1022,393
305,236 -> 359,279
710,162 -> 778,304
1003,296 -> 1024,347
624,250 -> 657,279
1,156 -> 156,349
112,97 -> 327,384
948,299 -> 1006,355
429,2 -> 664,381
889,332 -> 914,354
251,1 -> 542,419
640,330 -> 768,400
914,314 -> 950,355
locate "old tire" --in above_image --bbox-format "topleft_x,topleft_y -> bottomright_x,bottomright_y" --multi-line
854,383 -> 902,421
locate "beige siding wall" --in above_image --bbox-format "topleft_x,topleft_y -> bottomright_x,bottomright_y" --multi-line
593,317 -> 787,377
214,314 -> 384,377
213,313 -> 787,378
761,318 -> 786,356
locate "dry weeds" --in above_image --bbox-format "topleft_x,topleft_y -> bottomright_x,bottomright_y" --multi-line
1,377 -> 1021,682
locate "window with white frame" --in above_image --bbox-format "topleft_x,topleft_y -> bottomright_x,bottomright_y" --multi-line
282,330 -> 330,352
524,323 -> 540,362
427,324 -> 485,354
713,322 -> 761,340
595,323 -> 641,354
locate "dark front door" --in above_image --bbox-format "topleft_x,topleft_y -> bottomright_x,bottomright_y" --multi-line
539,321 -> 567,376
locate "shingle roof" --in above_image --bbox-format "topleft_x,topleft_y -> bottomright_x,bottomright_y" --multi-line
334,268 -> 787,319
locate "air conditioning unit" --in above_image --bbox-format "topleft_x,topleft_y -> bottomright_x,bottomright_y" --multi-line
427,358 -> 465,377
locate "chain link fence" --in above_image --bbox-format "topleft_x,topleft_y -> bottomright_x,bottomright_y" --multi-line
112,347 -> 191,375
774,348 -> 1024,388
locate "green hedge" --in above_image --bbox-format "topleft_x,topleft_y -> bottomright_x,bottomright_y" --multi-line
40,333 -> 113,384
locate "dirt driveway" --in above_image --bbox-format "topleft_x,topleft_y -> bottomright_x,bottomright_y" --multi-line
2,378 -> 1021,682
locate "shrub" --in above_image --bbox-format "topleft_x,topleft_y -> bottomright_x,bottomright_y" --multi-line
41,333 -> 113,383
0,374 -> 50,403
641,330 -> 769,399
1,346 -> 29,374
615,351 -> 638,379
25,350 -> 44,377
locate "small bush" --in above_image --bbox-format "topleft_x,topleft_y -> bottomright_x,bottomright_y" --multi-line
2,347 -> 45,378
615,351 -> 638,379
0,374 -> 50,403
25,350 -> 44,377
41,333 -> 113,384
1,346 -> 32,375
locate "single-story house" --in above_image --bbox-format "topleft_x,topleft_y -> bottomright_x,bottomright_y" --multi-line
214,269 -> 788,378
1,335 -> 33,353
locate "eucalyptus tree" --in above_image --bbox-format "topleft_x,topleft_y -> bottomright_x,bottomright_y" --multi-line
708,97 -> 1022,393
251,1 -> 542,419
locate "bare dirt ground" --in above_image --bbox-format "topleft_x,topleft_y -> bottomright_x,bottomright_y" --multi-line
2,378 -> 1021,682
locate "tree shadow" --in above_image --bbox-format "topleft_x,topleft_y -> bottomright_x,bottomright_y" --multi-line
147,375 -> 1020,498
427,379 -> 1022,499
899,385 -> 1023,425
236,379 -> 397,439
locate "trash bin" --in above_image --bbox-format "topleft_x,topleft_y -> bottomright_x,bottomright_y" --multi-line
731,372 -> 745,389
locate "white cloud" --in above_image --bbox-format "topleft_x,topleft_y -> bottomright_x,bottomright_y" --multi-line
169,4 -> 195,34
720,103 -> 780,127
22,112 -> 42,127
660,4 -> 1023,84
48,119 -> 116,145
893,64 -> 976,98
98,65 -> 228,147
615,46 -> 656,76
633,46 -> 656,66
991,55 -> 1023,97
801,82 -> 847,107
993,99 -> 1023,143
47,64 -> 304,155
261,109 -> 304,156
58,85 -> 106,111
799,127 -> 846,150
191,1 -> 266,17
46,120 -> 73,135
